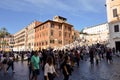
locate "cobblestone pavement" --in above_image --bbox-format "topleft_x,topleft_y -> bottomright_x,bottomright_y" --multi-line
0,56 -> 120,80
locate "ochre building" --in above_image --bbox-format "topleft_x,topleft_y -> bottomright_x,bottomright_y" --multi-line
34,16 -> 74,50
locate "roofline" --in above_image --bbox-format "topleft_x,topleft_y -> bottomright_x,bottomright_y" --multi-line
14,20 -> 40,35
34,20 -> 73,29
83,22 -> 108,30
109,20 -> 120,24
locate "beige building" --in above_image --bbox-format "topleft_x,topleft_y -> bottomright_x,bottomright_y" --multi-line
106,0 -> 120,51
0,37 -> 9,51
13,28 -> 27,51
82,23 -> 109,45
8,35 -> 14,51
106,0 -> 120,23
13,21 -> 41,51
27,21 -> 41,51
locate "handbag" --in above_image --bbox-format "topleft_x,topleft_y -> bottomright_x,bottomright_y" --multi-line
48,72 -> 56,79
2,59 -> 7,64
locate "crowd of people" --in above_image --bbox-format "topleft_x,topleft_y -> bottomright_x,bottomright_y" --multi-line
0,51 -> 15,74
0,43 -> 119,80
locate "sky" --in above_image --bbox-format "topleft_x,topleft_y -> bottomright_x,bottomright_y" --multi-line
0,0 -> 107,34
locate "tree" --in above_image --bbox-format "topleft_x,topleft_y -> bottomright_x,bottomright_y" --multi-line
0,27 -> 10,38
0,27 -> 10,51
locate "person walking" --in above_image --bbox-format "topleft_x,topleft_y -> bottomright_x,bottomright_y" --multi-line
106,48 -> 113,64
6,53 -> 15,73
61,55 -> 73,80
27,51 -> 31,65
0,53 -> 2,70
44,56 -> 58,80
30,51 -> 40,80
75,50 -> 80,68
2,53 -> 8,74
89,47 -> 95,64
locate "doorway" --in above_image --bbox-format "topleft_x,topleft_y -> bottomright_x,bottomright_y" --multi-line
115,41 -> 120,52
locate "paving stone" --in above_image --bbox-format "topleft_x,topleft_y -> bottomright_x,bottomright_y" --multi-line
0,57 -> 120,80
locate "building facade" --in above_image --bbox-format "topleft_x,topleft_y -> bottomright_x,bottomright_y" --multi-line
106,0 -> 120,51
13,28 -> 27,51
82,23 -> 109,45
13,21 -> 41,51
13,16 -> 74,51
8,35 -> 14,51
27,21 -> 41,51
34,16 -> 74,50
0,37 -> 9,51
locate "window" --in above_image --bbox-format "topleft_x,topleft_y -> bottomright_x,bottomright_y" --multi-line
42,26 -> 44,29
39,42 -> 41,46
50,40 -> 54,44
42,42 -> 44,45
64,32 -> 67,37
114,25 -> 119,32
46,41 -> 48,45
59,31 -> 61,37
113,8 -> 118,17
72,36 -> 74,39
68,27 -> 71,31
51,23 -> 54,28
51,30 -> 54,36
59,24 -> 62,29
58,40 -> 62,44
37,42 -> 39,46
28,43 -> 31,46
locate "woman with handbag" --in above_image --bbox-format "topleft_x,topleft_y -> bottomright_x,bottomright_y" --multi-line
6,53 -> 15,73
44,56 -> 58,80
